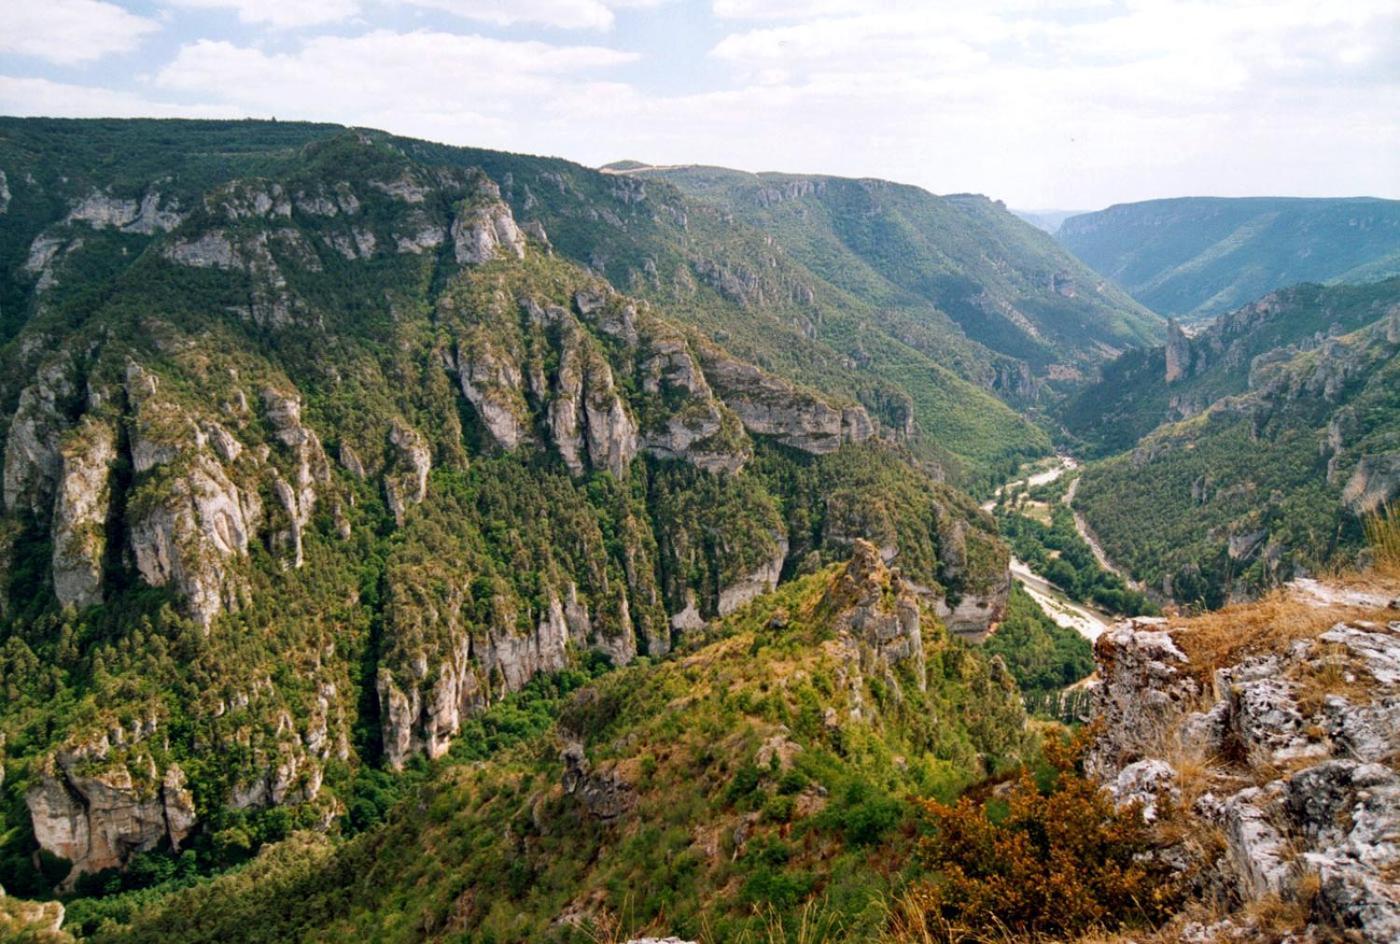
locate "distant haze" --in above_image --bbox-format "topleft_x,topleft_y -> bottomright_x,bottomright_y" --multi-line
2,0 -> 1397,208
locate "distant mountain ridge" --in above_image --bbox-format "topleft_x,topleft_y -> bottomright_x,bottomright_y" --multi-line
1010,208 -> 1083,234
1058,196 -> 1400,320
608,162 -> 1163,386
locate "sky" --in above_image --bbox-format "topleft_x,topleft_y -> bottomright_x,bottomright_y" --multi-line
2,0 -> 1397,210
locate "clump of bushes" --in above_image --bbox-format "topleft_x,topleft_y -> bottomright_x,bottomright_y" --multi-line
896,732 -> 1185,942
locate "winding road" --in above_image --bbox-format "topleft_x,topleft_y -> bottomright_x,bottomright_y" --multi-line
985,456 -> 1120,642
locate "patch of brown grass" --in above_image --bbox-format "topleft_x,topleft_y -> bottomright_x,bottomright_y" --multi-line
1169,589 -> 1396,684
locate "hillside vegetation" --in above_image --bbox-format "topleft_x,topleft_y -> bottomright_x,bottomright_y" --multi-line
1071,282 -> 1400,605
1058,196 -> 1400,320
0,119 -> 1027,911
622,164 -> 1161,387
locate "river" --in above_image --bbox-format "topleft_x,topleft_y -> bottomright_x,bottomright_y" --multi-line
983,456 -> 1118,642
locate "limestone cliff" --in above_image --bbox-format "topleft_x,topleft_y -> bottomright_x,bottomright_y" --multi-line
25,725 -> 196,882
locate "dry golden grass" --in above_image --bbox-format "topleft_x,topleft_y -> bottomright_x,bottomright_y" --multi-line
1364,501 -> 1400,578
1168,588 -> 1397,685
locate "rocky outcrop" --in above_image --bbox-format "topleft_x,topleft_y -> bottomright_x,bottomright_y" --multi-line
383,421 -> 431,526
454,334 -> 533,452
718,537 -> 787,616
25,729 -> 196,882
125,364 -> 258,628
1088,601 -> 1400,942
261,389 -> 330,567
452,174 -> 526,265
1342,452 -> 1400,514
377,598 -> 571,769
822,540 -> 926,689
165,230 -> 240,269
3,359 -> 77,516
67,189 -> 181,234
50,419 -> 117,608
1164,318 -> 1191,383
698,349 -> 874,455
524,299 -> 639,477
560,739 -> 636,822
0,884 -> 70,943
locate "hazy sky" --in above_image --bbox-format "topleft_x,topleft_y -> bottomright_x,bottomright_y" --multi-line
3,0 -> 1397,209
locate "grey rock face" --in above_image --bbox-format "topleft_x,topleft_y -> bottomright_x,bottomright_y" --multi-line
67,189 -> 181,234
125,365 -> 258,628
3,359 -> 77,516
0,168 -> 8,215
25,732 -> 196,882
455,337 -> 533,451
1085,619 -> 1197,779
165,231 -> 240,269
450,170 -> 526,263
1165,318 -> 1191,383
377,594 -> 572,769
824,540 -> 927,690
451,194 -> 526,265
393,208 -> 447,254
718,537 -> 787,616
1089,613 -> 1400,942
699,348 -> 874,455
1108,758 -> 1179,823
561,739 -> 636,822
50,419 -> 117,608
23,233 -> 66,291
129,452 -> 254,628
1342,452 -> 1400,514
66,191 -> 138,229
383,421 -> 431,527
369,172 -> 430,204
261,389 -> 330,567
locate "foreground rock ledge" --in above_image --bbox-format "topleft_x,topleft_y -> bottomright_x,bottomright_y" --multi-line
1087,591 -> 1400,943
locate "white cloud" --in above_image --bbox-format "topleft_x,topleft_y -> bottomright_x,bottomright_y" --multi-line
0,0 -> 1392,207
2,0 -> 159,65
402,0 -> 617,30
0,75 -> 239,119
167,0 -> 361,29
691,0 -> 1400,204
152,31 -> 638,150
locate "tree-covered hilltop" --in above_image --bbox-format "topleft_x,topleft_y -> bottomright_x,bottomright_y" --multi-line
1058,196 -> 1400,321
618,163 -> 1162,388
1073,292 -> 1400,606
0,120 -> 1023,901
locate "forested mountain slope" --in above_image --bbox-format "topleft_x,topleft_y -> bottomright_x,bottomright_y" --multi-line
1058,196 -> 1400,320
1,119 -> 1056,490
609,163 -> 1163,387
73,547 -> 1032,943
1072,283 -> 1400,606
0,119 -> 1014,897
1062,278 -> 1400,454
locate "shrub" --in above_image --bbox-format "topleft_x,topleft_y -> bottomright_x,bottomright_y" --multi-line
898,732 -> 1185,942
